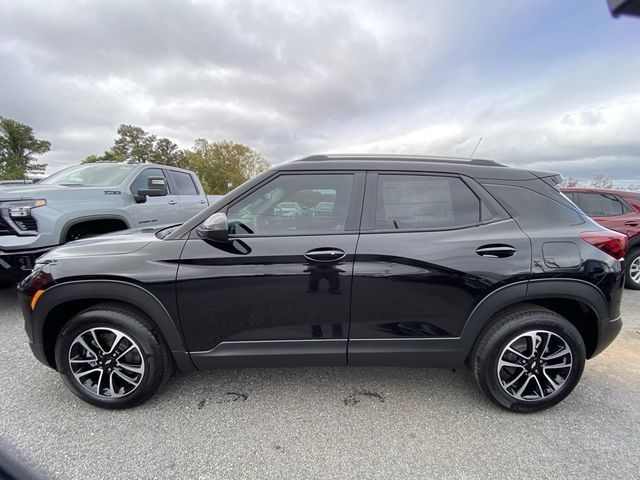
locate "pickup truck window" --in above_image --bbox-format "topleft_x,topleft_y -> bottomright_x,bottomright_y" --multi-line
131,168 -> 166,194
40,164 -> 136,187
168,170 -> 199,195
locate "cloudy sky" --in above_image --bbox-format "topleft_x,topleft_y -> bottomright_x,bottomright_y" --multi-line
1,0 -> 639,181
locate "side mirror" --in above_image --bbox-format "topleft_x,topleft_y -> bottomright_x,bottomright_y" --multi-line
136,176 -> 168,202
196,212 -> 229,243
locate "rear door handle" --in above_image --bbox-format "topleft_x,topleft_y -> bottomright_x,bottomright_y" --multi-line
168,200 -> 178,205
476,244 -> 517,258
624,221 -> 638,226
304,248 -> 346,262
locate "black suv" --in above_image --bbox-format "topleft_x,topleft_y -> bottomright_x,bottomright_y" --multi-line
19,155 -> 625,412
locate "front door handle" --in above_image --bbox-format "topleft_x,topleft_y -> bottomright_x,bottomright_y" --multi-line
168,200 -> 178,205
476,244 -> 517,258
304,248 -> 346,262
625,221 -> 638,227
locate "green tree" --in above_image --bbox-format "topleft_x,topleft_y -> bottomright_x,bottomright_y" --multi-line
184,139 -> 270,194
112,124 -> 156,163
152,137 -> 187,167
0,117 -> 49,179
83,150 -> 125,163
85,124 -> 186,166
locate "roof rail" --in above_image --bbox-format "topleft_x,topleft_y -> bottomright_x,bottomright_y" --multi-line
295,154 -> 504,167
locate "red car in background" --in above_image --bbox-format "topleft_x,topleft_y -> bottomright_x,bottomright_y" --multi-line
562,187 -> 640,289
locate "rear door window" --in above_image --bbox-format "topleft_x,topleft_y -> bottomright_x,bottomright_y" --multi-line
168,170 -> 199,195
375,175 -> 480,230
577,193 -> 626,216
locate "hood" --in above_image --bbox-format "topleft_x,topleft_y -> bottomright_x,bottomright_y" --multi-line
38,226 -> 165,260
0,184 -> 84,200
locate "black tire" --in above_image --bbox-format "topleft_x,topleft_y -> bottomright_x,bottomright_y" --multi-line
54,302 -> 173,409
624,248 -> 640,290
471,304 -> 585,413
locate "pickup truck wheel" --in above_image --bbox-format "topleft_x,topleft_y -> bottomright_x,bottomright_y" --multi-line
54,303 -> 172,409
625,249 -> 640,290
471,305 -> 585,413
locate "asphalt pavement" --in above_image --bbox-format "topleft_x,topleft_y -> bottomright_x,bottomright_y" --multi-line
0,285 -> 638,479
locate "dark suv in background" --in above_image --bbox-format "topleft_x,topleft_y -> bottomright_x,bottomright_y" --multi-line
562,187 -> 640,289
19,155 -> 625,413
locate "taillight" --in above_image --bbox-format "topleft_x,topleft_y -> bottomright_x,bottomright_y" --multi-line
580,231 -> 628,260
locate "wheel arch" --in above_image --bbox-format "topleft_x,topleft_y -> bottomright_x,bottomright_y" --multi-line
461,279 -> 608,361
60,215 -> 130,243
33,280 -> 195,373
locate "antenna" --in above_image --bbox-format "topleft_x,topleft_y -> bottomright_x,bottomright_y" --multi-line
470,136 -> 483,159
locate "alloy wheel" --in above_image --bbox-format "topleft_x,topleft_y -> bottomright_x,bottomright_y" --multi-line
629,256 -> 640,284
497,330 -> 572,401
68,327 -> 145,398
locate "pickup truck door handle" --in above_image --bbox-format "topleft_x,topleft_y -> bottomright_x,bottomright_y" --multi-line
168,200 -> 178,206
304,248 -> 346,262
476,244 -> 517,258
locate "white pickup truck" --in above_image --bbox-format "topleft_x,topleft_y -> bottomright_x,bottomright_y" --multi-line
0,162 -> 213,280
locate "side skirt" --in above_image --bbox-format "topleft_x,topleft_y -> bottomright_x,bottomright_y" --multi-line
190,339 -> 347,369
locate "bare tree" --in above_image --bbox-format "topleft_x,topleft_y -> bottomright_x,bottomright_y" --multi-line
590,174 -> 613,189
560,176 -> 579,187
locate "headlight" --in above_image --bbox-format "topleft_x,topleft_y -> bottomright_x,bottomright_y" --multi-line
8,199 -> 46,218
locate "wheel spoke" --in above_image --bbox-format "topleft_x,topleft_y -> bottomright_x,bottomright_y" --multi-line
90,330 -> 105,353
116,345 -> 135,360
543,362 -> 572,370
109,371 -> 117,397
95,370 -> 105,395
75,367 -> 102,378
523,331 -> 540,357
117,362 -> 144,375
504,370 -> 526,389
70,358 -> 95,364
498,359 -> 524,370
114,369 -> 138,386
506,346 -> 529,360
531,375 -> 545,398
76,337 -> 98,359
106,331 -> 125,355
543,371 -> 560,392
514,375 -> 534,398
542,347 -> 570,361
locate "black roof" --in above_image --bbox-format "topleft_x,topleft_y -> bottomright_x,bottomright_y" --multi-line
280,154 -> 559,181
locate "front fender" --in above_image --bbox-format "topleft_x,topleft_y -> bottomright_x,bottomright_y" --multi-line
28,279 -> 195,373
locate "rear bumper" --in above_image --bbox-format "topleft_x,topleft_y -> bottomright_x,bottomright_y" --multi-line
591,315 -> 623,358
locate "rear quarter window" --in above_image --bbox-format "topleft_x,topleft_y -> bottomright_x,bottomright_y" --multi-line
483,184 -> 584,229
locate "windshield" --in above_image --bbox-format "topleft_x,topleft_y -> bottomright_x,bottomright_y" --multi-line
40,164 -> 137,187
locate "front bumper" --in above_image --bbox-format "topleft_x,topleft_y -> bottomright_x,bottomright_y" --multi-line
19,288 -> 52,368
0,247 -> 52,282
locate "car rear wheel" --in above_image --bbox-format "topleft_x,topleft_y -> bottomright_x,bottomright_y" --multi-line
55,303 -> 173,409
471,304 -> 585,413
625,248 -> 640,290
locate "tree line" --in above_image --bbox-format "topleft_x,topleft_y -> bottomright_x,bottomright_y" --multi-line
0,117 -> 270,194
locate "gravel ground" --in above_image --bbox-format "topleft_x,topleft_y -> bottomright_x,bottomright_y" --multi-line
1,285 -> 638,479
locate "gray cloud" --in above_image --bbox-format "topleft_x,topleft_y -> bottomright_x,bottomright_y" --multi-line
1,0 -> 639,182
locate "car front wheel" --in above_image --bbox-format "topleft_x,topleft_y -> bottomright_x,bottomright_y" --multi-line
55,303 -> 172,409
471,305 -> 586,413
